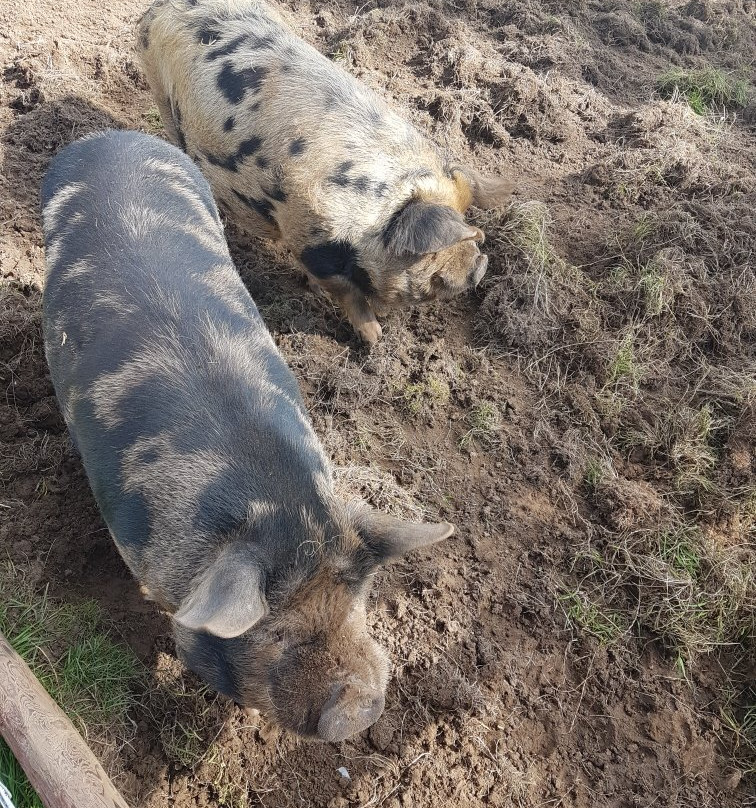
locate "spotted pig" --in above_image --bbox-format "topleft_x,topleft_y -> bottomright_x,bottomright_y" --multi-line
41,130 -> 454,741
136,0 -> 512,343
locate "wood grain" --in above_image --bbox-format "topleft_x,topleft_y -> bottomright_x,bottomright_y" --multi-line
0,631 -> 130,808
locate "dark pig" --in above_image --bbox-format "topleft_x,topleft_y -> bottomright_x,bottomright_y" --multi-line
41,130 -> 453,741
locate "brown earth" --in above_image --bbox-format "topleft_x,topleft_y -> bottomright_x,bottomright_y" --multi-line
1,1 -> 755,807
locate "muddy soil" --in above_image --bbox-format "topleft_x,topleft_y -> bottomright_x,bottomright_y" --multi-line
1,1 -> 754,807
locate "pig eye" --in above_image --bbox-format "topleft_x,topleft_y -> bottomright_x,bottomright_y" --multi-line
340,569 -> 370,593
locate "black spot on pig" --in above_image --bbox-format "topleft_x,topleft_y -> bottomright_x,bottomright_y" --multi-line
329,175 -> 350,188
217,61 -> 268,105
172,103 -> 187,152
264,168 -> 287,203
192,479 -> 246,537
352,176 -> 372,193
206,151 -> 238,172
176,630 -> 239,702
351,265 -> 375,297
238,136 -> 263,159
300,241 -> 374,296
205,135 -> 262,172
206,34 -> 248,61
139,448 -> 160,465
328,160 -> 355,188
108,491 -> 152,551
383,200 -> 470,256
197,25 -> 221,45
232,188 -> 277,229
265,183 -> 287,203
289,138 -> 307,156
224,116 -> 235,132
248,33 -> 274,50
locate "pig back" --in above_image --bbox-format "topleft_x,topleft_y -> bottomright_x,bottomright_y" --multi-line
41,130 -> 332,605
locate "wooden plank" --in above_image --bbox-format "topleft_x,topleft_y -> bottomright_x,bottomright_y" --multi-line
0,631 -> 130,808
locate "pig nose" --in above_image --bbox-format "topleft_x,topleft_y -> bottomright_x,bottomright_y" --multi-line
316,685 -> 385,743
470,254 -> 488,288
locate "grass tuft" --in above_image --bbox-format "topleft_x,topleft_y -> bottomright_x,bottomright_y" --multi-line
459,401 -> 502,450
605,331 -> 641,390
584,458 -> 605,493
720,689 -> 756,775
0,746 -> 43,808
402,374 -> 450,416
570,526 -> 755,659
558,588 -> 626,645
142,107 -> 164,133
657,67 -> 751,113
0,563 -> 143,807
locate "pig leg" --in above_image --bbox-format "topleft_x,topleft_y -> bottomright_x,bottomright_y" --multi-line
339,287 -> 382,344
312,275 -> 382,343
298,248 -> 383,343
306,274 -> 330,298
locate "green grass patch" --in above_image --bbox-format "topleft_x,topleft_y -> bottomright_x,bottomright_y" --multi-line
0,564 -> 143,808
459,401 -> 502,450
639,264 -> 667,317
143,108 -> 164,133
402,374 -> 450,417
657,67 -> 750,113
329,42 -> 354,65
567,526 -> 755,660
720,689 -> 756,775
559,589 -> 626,645
0,743 -> 44,808
606,332 -> 641,389
584,458 -> 605,493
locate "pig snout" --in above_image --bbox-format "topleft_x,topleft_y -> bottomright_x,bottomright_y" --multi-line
470,253 -> 488,288
317,682 -> 386,743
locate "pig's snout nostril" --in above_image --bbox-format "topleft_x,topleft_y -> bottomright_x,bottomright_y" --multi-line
316,686 -> 385,743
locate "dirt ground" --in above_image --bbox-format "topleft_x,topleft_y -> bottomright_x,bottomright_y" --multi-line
1,1 -> 755,807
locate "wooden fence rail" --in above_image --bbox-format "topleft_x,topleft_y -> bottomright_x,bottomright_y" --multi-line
0,631 -> 130,808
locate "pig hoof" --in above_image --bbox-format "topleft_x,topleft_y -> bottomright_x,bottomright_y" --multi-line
358,321 -> 382,344
307,277 -> 329,298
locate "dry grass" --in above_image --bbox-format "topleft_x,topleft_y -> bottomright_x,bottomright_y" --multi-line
476,201 -> 601,374
478,180 -> 755,777
334,463 -> 427,521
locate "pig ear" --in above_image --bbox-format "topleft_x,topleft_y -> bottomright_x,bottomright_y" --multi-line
449,165 -> 514,210
174,546 -> 267,639
383,200 -> 481,256
353,506 -> 455,563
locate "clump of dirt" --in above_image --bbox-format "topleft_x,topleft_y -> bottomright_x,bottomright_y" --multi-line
2,0 -> 755,806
